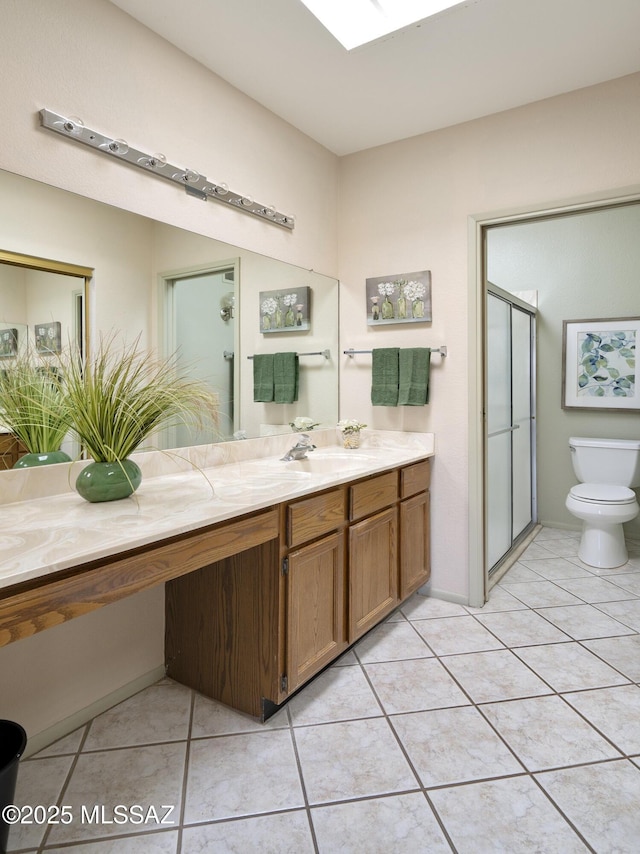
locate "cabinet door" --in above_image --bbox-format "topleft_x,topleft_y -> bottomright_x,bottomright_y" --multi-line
349,507 -> 398,641
286,531 -> 347,694
400,491 -> 430,598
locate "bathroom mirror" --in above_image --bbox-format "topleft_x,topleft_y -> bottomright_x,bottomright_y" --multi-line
0,169 -> 339,449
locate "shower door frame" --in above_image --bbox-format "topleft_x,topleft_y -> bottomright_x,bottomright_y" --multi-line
484,282 -> 537,581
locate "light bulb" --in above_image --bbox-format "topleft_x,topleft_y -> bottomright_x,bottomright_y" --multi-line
240,196 -> 253,207
108,138 -> 129,155
181,169 -> 200,184
139,152 -> 166,169
263,205 -> 277,218
214,183 -> 229,196
63,116 -> 84,136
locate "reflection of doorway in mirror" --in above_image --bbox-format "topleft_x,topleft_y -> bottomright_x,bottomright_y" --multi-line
167,266 -> 237,446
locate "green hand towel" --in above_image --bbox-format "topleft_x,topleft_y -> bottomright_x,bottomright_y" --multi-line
253,354 -> 275,402
274,352 -> 299,403
398,347 -> 431,405
371,348 -> 400,406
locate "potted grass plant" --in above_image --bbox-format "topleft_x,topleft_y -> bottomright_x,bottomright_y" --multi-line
65,334 -> 219,502
0,351 -> 72,467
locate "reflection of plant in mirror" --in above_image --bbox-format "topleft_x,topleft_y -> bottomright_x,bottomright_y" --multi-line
0,349 -> 72,457
578,329 -> 636,397
65,334 -> 220,463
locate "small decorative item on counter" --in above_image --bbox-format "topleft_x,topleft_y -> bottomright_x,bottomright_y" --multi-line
290,416 -> 319,432
337,418 -> 367,449
65,334 -> 219,502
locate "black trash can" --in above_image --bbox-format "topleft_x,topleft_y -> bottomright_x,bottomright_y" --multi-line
0,720 -> 27,854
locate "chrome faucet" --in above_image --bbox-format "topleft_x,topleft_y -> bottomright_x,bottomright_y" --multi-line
281,433 -> 316,461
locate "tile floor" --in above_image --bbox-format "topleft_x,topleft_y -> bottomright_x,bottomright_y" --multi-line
9,526 -> 640,853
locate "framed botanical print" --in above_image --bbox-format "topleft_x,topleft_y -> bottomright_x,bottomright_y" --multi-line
562,316 -> 638,410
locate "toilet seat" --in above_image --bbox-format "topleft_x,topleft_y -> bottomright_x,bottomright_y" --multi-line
569,483 -> 636,505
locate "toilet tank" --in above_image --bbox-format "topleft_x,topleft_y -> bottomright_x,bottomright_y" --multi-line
569,437 -> 640,487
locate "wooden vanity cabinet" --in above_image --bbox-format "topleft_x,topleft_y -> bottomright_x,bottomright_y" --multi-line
284,488 -> 348,694
349,473 -> 399,640
399,460 -> 431,598
165,458 -> 431,720
0,433 -> 27,469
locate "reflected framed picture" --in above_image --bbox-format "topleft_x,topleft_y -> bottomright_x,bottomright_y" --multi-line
260,286 -> 310,333
0,327 -> 18,358
366,270 -> 431,325
35,321 -> 62,354
562,316 -> 638,411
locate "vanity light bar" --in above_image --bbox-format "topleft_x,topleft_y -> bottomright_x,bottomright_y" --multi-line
38,109 -> 295,230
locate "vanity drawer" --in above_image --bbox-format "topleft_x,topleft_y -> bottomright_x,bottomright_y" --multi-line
401,459 -> 431,499
350,471 -> 398,522
287,488 -> 346,547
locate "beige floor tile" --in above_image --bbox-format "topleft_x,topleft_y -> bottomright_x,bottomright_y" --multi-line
288,662 -> 382,726
400,594 -> 469,619
440,649 -> 552,703
364,657 -> 470,714
536,760 -> 640,853
390,706 -> 523,786
34,726 -> 86,757
481,695 -> 621,770
430,775 -> 589,853
412,615 -> 504,655
184,730 -> 303,823
312,793 -> 450,853
468,585 -> 528,613
84,682 -> 192,751
294,717 -> 417,804
46,742 -> 186,845
9,755 -> 75,851
563,685 -> 640,755
553,575 -> 637,603
535,604 -> 635,640
191,693 -> 287,739
354,620 -> 432,663
583,634 -> 640,681
519,558 -> 592,580
181,811 -> 313,853
475,608 -> 571,647
514,641 -> 629,692
506,580 -> 584,608
44,832 -> 178,853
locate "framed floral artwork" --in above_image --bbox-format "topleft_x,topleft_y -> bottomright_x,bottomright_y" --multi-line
259,286 -> 310,333
35,321 -> 62,353
562,316 -> 638,410
365,270 -> 432,325
0,327 -> 18,358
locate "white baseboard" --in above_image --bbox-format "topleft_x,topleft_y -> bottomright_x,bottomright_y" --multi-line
23,665 -> 166,758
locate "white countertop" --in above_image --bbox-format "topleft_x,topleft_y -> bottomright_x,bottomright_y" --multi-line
0,430 -> 434,591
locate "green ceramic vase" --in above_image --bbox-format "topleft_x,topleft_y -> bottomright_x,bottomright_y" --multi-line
75,459 -> 142,503
13,450 -> 71,468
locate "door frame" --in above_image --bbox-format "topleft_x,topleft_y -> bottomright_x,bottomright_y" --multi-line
467,187 -> 640,607
158,258 -> 240,445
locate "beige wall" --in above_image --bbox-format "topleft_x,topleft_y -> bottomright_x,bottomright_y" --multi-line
0,0 -> 339,747
2,0 -> 640,743
338,72 -> 640,601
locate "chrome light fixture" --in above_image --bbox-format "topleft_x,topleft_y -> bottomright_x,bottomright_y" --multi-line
39,109 -> 295,230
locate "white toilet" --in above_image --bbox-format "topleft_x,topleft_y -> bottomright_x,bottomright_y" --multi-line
566,437 -> 640,568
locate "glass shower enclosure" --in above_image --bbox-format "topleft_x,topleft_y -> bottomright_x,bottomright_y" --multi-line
486,284 -> 537,574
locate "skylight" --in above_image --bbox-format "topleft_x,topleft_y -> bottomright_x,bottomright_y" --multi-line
299,0 -> 464,50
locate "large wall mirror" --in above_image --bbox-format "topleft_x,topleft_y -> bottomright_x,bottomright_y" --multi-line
0,169 -> 339,455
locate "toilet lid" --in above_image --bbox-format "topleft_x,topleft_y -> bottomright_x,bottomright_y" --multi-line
570,483 -> 636,504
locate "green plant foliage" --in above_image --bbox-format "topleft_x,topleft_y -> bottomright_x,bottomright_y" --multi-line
64,334 -> 219,462
0,352 -> 72,453
577,329 -> 636,398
